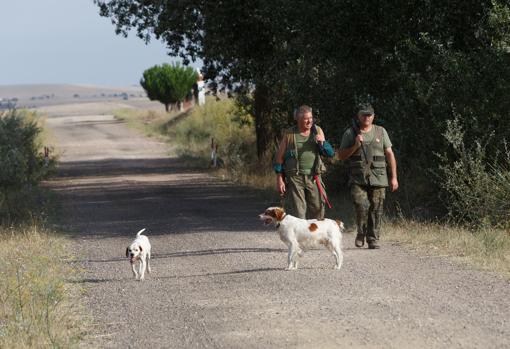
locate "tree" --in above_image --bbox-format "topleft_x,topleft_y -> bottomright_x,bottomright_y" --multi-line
140,63 -> 197,112
97,0 -> 510,218
96,0 -> 300,158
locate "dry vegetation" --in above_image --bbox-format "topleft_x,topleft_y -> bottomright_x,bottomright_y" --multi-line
384,220 -> 510,277
0,225 -> 85,348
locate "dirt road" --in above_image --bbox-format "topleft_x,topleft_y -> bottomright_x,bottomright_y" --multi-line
44,103 -> 509,348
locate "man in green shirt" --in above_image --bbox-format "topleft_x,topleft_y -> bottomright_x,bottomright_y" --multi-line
274,105 -> 335,219
338,104 -> 398,249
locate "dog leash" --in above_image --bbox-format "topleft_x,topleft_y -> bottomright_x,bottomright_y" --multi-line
314,175 -> 332,209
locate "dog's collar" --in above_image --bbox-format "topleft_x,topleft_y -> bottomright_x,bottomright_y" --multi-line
276,213 -> 287,228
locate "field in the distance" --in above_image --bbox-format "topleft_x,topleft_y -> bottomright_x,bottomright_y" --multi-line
0,83 -> 163,110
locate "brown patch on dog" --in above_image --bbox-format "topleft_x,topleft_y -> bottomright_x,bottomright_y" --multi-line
309,223 -> 318,232
273,207 -> 286,221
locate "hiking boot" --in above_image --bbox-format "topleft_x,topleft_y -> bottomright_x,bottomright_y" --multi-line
355,234 -> 365,248
367,240 -> 380,249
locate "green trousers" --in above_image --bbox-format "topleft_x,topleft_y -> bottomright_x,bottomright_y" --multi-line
285,173 -> 325,220
350,184 -> 386,242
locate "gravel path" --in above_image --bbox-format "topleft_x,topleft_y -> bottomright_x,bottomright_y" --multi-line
44,104 -> 510,348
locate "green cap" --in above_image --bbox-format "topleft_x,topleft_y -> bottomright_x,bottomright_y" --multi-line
357,103 -> 374,115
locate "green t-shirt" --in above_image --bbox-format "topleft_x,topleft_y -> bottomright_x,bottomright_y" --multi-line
295,133 -> 317,175
340,125 -> 392,151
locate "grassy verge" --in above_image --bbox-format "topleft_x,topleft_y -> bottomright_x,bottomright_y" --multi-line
1,109 -> 87,348
384,220 -> 510,276
114,108 -> 181,141
113,99 -> 510,277
0,224 -> 84,348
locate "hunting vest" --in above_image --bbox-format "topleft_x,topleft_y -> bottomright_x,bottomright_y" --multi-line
282,126 -> 326,176
349,125 -> 388,187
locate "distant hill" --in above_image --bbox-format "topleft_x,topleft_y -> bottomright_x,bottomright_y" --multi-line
0,84 -> 149,109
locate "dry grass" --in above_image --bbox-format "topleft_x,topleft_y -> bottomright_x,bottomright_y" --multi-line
114,108 -> 180,141
384,220 -> 510,277
0,224 -> 85,348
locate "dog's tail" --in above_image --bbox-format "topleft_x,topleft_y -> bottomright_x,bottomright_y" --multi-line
136,228 -> 146,236
334,220 -> 345,230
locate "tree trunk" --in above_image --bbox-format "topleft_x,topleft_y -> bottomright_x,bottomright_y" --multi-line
253,83 -> 275,160
165,103 -> 169,112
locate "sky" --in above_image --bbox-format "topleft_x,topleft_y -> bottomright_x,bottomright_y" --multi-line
0,0 -> 198,87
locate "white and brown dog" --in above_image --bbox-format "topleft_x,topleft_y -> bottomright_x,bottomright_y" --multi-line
125,228 -> 151,281
259,207 -> 344,270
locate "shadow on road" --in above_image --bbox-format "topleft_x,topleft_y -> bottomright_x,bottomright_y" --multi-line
69,267 -> 287,285
76,247 -> 287,264
48,157 -> 277,238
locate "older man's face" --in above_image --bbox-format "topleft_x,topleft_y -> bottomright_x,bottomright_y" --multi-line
298,112 -> 313,131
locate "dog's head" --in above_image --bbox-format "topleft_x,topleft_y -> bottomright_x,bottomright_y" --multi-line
259,207 -> 286,226
126,243 -> 143,264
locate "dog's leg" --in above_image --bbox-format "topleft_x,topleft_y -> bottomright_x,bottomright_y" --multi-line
332,240 -> 343,270
287,244 -> 299,270
131,262 -> 138,279
139,258 -> 146,281
147,250 -> 151,274
293,255 -> 299,270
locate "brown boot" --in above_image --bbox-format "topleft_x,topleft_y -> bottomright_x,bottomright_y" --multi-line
355,234 -> 365,248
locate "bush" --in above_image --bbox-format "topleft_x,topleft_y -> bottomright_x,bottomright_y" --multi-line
436,116 -> 510,229
0,110 -> 55,223
174,98 -> 257,174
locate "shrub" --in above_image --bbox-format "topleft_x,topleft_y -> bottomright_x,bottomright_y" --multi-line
436,116 -> 510,229
0,110 -> 55,222
174,98 -> 257,173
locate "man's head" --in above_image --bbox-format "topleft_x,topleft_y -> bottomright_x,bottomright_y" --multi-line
356,103 -> 375,127
295,105 -> 313,131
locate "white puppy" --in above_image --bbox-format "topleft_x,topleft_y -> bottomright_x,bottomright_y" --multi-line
125,228 -> 151,281
259,207 -> 343,270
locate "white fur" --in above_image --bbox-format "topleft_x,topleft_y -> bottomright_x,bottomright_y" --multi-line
259,207 -> 343,270
126,228 -> 151,281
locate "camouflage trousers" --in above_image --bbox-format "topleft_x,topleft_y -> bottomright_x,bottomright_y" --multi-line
285,174 -> 325,220
350,184 -> 386,242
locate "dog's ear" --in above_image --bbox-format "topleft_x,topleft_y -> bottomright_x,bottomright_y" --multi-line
274,208 -> 285,221
125,248 -> 129,257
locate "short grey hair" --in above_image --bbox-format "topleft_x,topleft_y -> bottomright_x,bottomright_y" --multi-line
295,105 -> 313,119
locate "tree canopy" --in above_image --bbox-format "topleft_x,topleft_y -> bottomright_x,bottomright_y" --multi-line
97,0 -> 510,216
140,63 -> 197,112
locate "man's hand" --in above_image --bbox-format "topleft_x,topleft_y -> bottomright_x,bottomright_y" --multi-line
390,177 -> 399,192
277,175 -> 286,195
355,134 -> 363,147
385,147 -> 398,192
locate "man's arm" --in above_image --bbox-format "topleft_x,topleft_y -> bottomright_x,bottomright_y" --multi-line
274,137 -> 287,194
337,135 -> 362,160
385,147 -> 399,192
315,127 -> 335,157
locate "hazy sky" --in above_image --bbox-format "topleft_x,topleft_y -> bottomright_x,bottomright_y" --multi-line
0,0 -> 197,87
